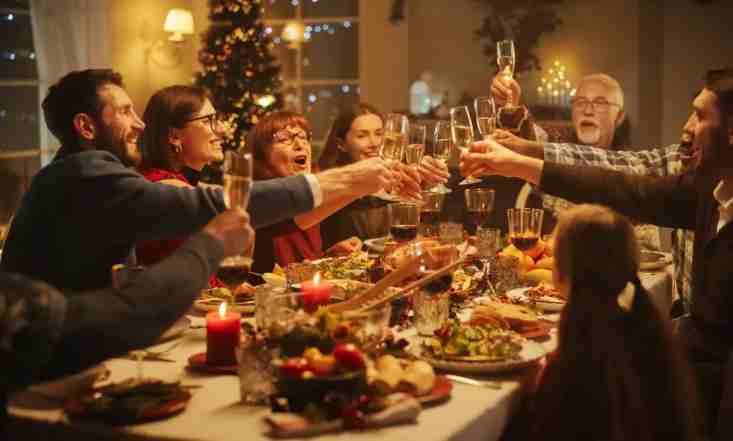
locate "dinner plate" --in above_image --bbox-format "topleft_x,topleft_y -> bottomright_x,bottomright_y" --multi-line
364,236 -> 388,253
639,251 -> 672,271
193,298 -> 255,314
418,340 -> 546,374
503,287 -> 566,313
419,340 -> 546,374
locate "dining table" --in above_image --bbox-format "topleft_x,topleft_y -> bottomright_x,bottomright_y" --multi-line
7,263 -> 675,441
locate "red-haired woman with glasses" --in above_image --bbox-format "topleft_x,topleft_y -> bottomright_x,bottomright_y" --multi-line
247,111 -> 364,273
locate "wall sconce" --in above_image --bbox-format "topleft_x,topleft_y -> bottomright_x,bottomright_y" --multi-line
164,8 -> 194,42
282,21 -> 304,48
145,8 -> 195,68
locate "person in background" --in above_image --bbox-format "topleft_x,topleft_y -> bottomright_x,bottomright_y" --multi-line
1,208 -> 253,433
503,204 -> 700,441
0,70 -> 403,291
462,68 -> 733,432
247,111 -> 422,273
318,103 -> 450,248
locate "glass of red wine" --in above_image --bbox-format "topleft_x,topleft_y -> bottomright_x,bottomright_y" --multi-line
389,202 -> 420,243
507,208 -> 544,252
464,188 -> 495,236
418,191 -> 445,238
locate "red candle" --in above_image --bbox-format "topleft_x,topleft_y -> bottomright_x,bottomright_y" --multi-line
301,272 -> 332,313
206,302 -> 241,366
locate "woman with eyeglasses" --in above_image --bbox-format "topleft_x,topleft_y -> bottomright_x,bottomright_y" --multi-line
247,111 -> 365,273
135,85 -> 249,291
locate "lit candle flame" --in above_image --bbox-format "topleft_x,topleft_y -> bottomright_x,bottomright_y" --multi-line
313,272 -> 321,285
219,301 -> 228,319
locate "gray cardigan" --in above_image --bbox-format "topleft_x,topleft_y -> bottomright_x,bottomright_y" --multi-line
0,150 -> 314,291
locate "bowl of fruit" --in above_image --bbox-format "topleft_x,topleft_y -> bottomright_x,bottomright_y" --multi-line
274,344 -> 368,413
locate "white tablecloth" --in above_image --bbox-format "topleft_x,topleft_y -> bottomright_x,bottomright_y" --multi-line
8,267 -> 674,441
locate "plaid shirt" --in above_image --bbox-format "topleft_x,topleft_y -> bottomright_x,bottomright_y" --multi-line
542,142 -> 694,310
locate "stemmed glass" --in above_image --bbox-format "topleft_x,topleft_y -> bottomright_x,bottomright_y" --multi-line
405,123 -> 426,175
428,121 -> 452,194
464,188 -> 495,236
507,208 -> 544,252
496,40 -> 524,133
377,113 -> 408,201
476,227 -> 501,295
389,202 -> 420,243
474,96 -> 497,140
496,40 -> 516,82
451,106 -> 479,185
219,151 -> 254,288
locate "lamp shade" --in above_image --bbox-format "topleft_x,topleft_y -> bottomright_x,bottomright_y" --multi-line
164,9 -> 194,42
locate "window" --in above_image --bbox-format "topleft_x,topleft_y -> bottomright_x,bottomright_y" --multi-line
264,0 -> 360,150
0,0 -> 39,152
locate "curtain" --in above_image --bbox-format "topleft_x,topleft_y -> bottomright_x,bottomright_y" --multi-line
30,0 -> 111,165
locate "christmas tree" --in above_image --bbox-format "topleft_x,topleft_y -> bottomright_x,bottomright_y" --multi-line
196,0 -> 283,152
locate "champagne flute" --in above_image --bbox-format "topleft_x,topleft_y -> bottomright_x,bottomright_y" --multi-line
219,151 -> 254,288
451,106 -> 479,186
428,121 -> 452,194
496,39 -> 524,132
496,40 -> 516,82
474,96 -> 496,140
405,123 -> 426,174
378,113 -> 408,201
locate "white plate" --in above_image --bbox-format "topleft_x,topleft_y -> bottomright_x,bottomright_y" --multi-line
419,340 -> 546,374
475,288 -> 566,313
158,316 -> 191,341
639,251 -> 672,271
364,237 -> 388,253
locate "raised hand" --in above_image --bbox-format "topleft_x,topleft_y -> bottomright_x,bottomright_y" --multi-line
203,208 -> 255,258
490,74 -> 522,107
418,155 -> 451,187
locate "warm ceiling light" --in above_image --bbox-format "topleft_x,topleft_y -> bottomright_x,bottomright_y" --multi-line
164,9 -> 194,42
282,21 -> 304,44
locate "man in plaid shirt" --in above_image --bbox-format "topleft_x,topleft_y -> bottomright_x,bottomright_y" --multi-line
492,73 -> 694,312
491,130 -> 695,313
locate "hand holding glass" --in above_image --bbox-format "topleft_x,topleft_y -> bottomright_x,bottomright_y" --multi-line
220,151 -> 254,286
451,106 -> 479,185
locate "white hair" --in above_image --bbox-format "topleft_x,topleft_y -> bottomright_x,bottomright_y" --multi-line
579,73 -> 624,109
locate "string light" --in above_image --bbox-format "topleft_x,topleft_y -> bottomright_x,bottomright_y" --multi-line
537,60 -> 573,106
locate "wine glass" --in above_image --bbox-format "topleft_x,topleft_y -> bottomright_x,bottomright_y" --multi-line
389,202 -> 420,243
428,121 -> 452,194
378,113 -> 409,201
418,191 -> 445,238
464,188 -> 495,236
405,123 -> 426,171
474,96 -> 496,140
496,40 -> 516,82
475,226 -> 501,295
219,151 -> 254,288
451,106 -> 479,186
507,208 -> 544,252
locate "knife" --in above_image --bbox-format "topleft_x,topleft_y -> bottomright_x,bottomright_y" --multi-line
445,374 -> 502,389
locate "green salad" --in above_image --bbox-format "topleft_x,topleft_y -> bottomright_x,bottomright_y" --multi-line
424,322 -> 524,361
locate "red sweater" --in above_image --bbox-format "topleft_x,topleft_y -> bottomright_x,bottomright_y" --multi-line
136,168 -> 222,288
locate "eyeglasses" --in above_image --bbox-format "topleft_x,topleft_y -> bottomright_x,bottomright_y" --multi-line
571,98 -> 621,113
273,129 -> 311,146
184,113 -> 226,131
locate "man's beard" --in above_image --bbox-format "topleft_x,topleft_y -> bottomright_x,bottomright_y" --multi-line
95,126 -> 140,167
